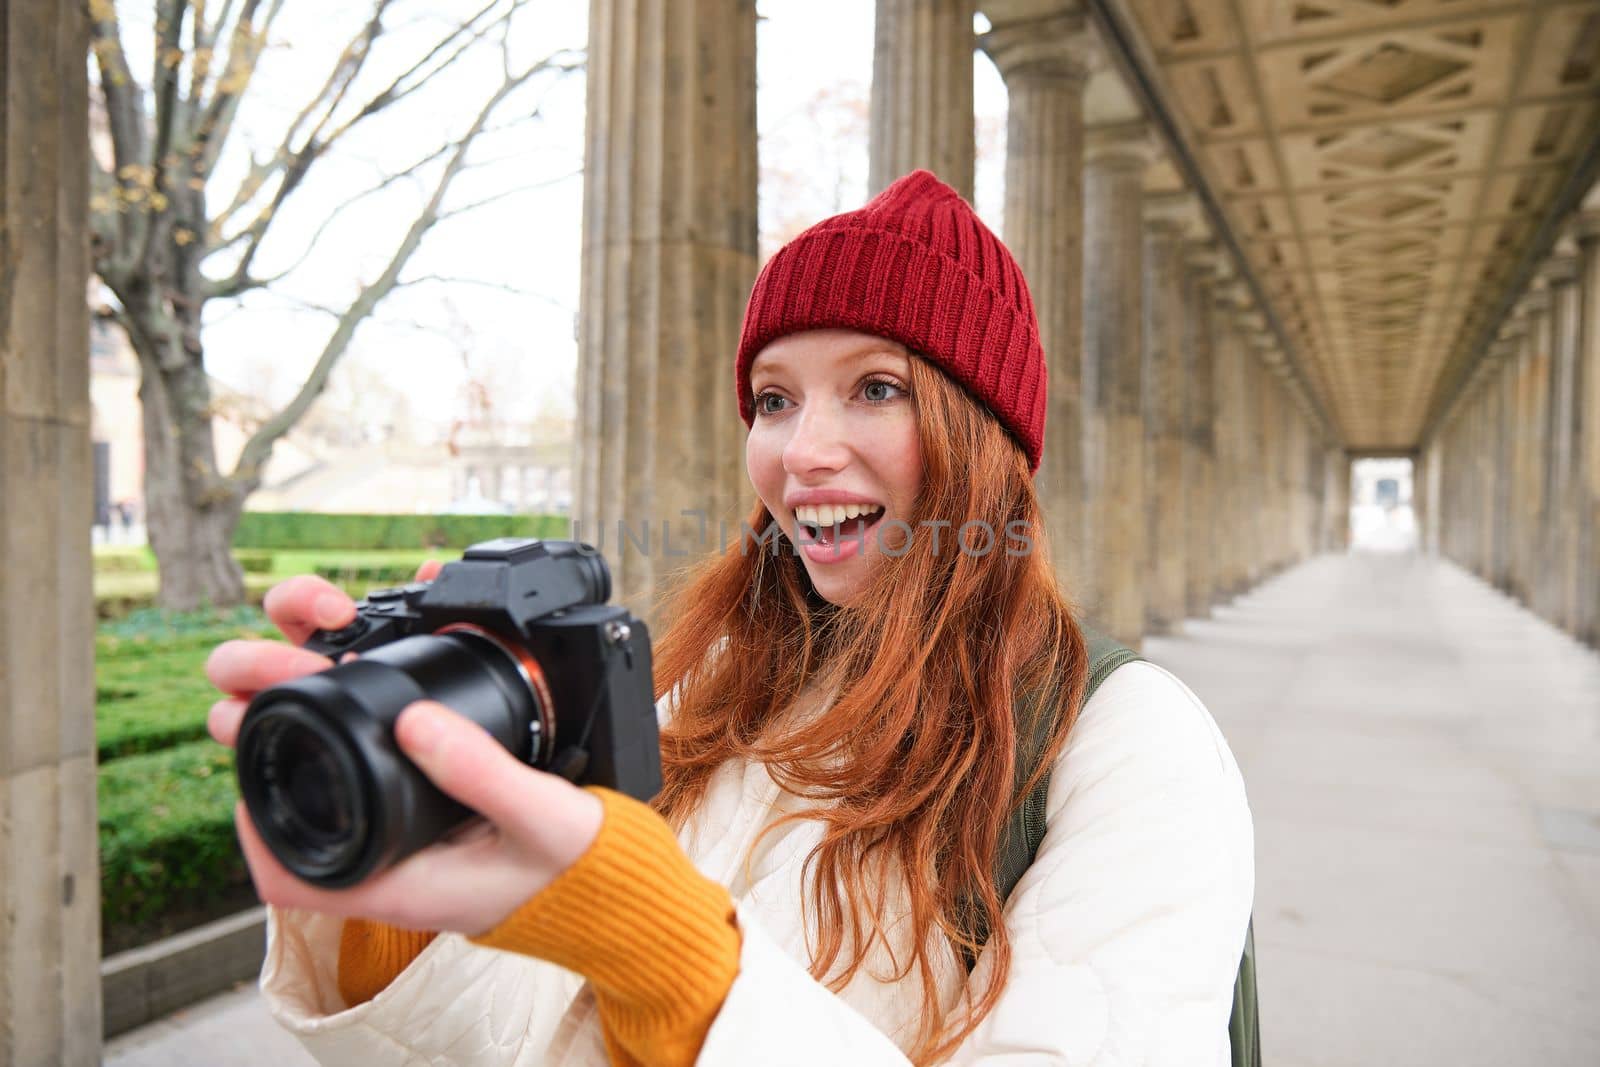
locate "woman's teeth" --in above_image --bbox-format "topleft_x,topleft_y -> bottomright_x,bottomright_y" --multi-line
795,503 -> 883,529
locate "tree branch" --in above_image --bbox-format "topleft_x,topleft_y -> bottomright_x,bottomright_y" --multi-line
434,168 -> 581,221
393,273 -> 572,313
213,28 -> 579,304
229,58 -> 542,489
141,0 -> 189,274
189,0 -> 277,179
189,0 -> 239,98
204,140 -> 455,298
208,0 -> 533,260
88,0 -> 146,173
88,0 -> 150,268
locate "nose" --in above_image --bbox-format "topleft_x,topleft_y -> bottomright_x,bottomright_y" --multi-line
782,396 -> 851,476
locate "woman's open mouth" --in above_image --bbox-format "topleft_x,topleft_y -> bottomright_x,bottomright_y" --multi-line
794,503 -> 886,563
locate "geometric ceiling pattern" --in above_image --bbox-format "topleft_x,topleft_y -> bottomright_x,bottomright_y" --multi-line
1117,0 -> 1600,449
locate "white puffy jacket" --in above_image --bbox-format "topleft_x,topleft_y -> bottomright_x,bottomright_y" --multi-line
260,660 -> 1255,1065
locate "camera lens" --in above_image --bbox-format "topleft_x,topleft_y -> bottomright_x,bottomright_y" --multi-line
237,632 -> 544,887
274,722 -> 352,840
243,703 -> 369,879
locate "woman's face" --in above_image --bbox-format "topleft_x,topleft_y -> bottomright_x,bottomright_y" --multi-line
745,329 -> 924,607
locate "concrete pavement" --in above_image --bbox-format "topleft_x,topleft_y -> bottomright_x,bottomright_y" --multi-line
1146,548 -> 1600,1067
106,548 -> 1600,1066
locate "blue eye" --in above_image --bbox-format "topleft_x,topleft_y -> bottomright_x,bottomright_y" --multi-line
752,391 -> 787,416
862,378 -> 906,403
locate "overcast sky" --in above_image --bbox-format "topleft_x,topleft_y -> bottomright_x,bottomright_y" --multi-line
187,1 -> 1008,435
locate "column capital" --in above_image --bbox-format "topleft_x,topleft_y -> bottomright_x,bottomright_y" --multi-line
1218,280 -> 1255,313
1487,338 -> 1519,365
1514,279 -> 1551,317
1085,121 -> 1158,168
1182,234 -> 1222,271
1540,236 -> 1581,285
1574,208 -> 1600,242
1144,190 -> 1203,234
979,11 -> 1093,86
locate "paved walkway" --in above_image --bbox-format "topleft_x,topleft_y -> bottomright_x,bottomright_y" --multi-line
1146,549 -> 1600,1067
106,549 -> 1600,1066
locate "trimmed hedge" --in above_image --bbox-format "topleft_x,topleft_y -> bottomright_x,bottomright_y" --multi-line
93,572 -> 278,621
234,549 -> 276,574
96,609 -> 280,761
234,511 -> 569,550
99,740 -> 248,937
312,564 -> 421,589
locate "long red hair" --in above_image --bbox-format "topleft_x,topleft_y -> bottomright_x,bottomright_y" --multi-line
649,353 -> 1089,1064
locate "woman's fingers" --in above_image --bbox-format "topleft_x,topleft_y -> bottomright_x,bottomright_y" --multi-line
208,697 -> 248,748
394,701 -> 602,860
205,639 -> 332,698
235,802 -> 366,918
393,702 -> 550,829
414,559 -> 444,582
262,575 -> 357,645
235,797 -> 517,933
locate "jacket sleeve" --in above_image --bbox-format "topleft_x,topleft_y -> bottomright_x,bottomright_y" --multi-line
691,661 -> 1256,1066
253,683 -> 692,1064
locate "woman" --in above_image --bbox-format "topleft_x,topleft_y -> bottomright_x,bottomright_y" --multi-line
206,170 -> 1255,1065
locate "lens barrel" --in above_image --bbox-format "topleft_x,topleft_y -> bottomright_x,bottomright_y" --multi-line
236,631 -> 543,887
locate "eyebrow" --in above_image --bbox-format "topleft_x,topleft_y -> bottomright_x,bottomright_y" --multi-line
750,344 -> 909,380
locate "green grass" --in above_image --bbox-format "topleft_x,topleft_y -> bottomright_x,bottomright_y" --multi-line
88,551 -> 451,950
95,610 -> 279,949
92,547 -> 441,619
96,607 -> 281,761
98,740 -> 250,940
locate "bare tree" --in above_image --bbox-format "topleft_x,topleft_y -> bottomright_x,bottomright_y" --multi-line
87,0 -> 579,608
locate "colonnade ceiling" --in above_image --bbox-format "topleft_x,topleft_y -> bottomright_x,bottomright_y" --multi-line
1095,0 -> 1600,450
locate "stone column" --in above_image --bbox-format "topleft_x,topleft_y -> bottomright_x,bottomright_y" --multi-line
1418,440 -> 1437,556
0,2 -> 101,1062
1182,241 -> 1220,612
1513,286 -> 1553,607
1230,307 -> 1264,587
1321,444 -> 1349,553
1540,243 -> 1582,631
980,10 -> 1091,599
1438,415 -> 1459,562
1486,341 -> 1516,590
1577,210 -> 1600,649
871,0 -> 977,198
1081,124 -> 1154,648
1142,208 -> 1188,634
1486,342 -> 1506,578
1260,368 -> 1287,571
1472,370 -> 1495,577
1506,305 -> 1536,599
577,0 -> 758,624
1243,327 -> 1277,581
1212,280 -> 1253,596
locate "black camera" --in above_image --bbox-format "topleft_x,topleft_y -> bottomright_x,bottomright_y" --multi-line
235,538 -> 659,888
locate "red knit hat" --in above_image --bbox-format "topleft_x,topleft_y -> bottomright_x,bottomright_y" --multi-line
736,170 -> 1047,474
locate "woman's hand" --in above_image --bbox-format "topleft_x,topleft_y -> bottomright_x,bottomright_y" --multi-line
204,564 -> 604,938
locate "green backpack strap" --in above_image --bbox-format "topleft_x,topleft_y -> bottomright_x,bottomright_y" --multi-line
1230,919 -> 1261,1067
989,625 -> 1141,910
958,626 -> 1139,966
969,626 -> 1262,1067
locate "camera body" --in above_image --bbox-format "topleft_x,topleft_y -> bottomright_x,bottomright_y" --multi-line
236,538 -> 659,888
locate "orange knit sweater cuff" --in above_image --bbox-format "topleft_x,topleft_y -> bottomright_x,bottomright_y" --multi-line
468,786 -> 742,1063
337,920 -> 439,1007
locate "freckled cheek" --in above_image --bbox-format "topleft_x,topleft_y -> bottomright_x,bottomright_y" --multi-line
878,417 -> 923,513
745,428 -> 787,522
